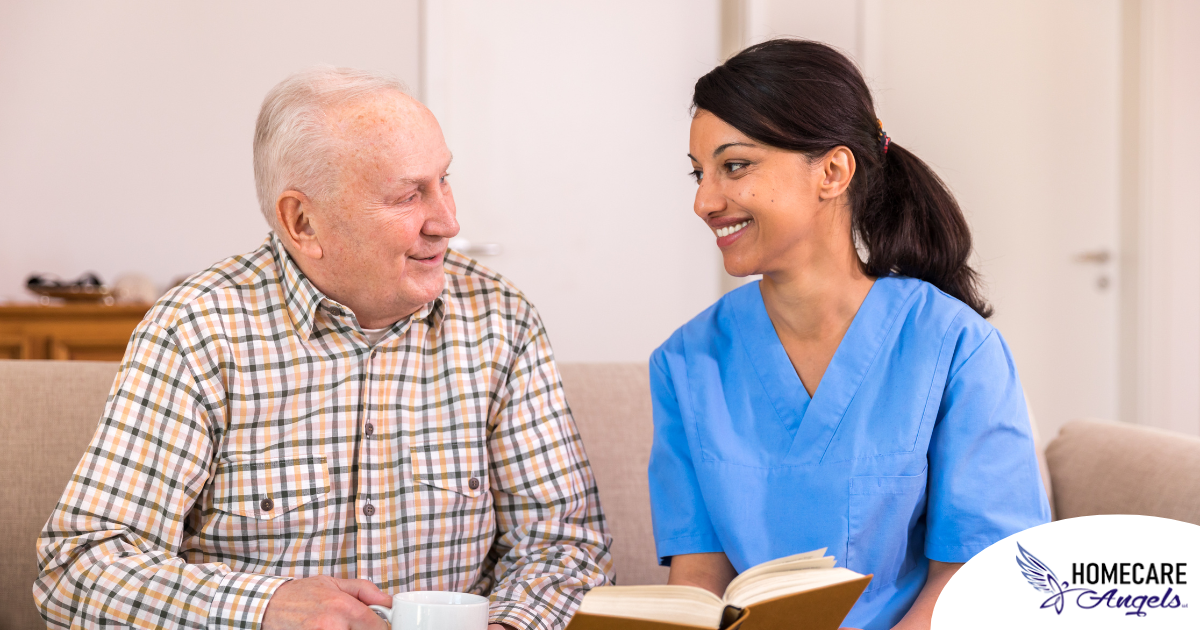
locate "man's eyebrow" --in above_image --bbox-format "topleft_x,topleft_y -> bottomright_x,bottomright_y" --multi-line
393,155 -> 454,186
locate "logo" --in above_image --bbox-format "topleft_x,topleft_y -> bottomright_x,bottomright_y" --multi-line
1016,542 -> 1188,617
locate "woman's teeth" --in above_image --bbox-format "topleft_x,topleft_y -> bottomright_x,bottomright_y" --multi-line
716,221 -> 749,238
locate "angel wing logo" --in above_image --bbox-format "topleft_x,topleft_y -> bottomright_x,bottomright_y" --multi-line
1016,542 -> 1072,614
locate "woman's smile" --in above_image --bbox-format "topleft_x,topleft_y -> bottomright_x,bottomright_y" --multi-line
713,219 -> 752,247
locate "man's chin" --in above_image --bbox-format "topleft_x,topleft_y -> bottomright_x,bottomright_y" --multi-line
401,275 -> 446,308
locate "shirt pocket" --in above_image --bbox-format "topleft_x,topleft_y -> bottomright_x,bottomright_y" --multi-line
409,438 -> 492,580
846,468 -> 928,593
410,439 -> 488,498
209,454 -> 331,554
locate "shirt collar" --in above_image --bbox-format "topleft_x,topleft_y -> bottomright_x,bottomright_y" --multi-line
273,234 -> 326,340
413,288 -> 448,331
271,234 -> 447,339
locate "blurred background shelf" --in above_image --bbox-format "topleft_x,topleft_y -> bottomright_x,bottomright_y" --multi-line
0,304 -> 150,361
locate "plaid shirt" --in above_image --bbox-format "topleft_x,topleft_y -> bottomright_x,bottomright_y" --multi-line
35,236 -> 613,630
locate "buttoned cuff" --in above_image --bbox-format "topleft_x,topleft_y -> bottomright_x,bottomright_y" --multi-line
207,570 -> 292,630
490,601 -> 551,630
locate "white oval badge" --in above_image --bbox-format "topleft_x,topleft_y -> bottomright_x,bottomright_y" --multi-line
933,515 -> 1200,629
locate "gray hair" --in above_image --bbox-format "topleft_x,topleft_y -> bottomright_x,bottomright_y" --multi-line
253,66 -> 408,231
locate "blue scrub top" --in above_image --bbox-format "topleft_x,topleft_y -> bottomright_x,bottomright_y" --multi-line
648,276 -> 1050,630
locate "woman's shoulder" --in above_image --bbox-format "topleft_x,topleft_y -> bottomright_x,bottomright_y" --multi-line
885,275 -> 1000,360
651,282 -> 755,367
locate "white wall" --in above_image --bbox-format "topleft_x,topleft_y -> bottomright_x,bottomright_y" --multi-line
0,1 -> 420,302
1,0 -> 719,364
4,2 -> 1197,431
745,0 -> 860,58
422,1 -> 722,362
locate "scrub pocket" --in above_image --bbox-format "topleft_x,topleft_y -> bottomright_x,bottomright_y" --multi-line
847,468 -> 927,593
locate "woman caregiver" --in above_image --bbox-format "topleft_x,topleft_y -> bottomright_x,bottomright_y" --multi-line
647,39 -> 1050,630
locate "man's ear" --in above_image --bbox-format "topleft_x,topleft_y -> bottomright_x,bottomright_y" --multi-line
275,191 -> 324,259
818,146 -> 856,201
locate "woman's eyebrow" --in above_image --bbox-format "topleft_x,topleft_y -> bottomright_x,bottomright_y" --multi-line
714,142 -> 756,157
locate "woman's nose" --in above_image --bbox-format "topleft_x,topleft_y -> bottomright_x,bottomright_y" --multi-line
693,176 -> 726,219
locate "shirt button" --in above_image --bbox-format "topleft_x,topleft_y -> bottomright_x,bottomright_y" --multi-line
370,349 -> 378,359
365,422 -> 375,437
468,477 -> 480,490
260,497 -> 274,511
363,503 -> 376,517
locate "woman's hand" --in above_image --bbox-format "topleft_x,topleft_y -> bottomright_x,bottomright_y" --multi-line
889,560 -> 962,630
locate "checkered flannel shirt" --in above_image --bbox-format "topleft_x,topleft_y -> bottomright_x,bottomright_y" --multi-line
35,235 -> 614,630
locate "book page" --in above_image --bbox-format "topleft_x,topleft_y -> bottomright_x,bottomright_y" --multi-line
723,548 -> 831,600
578,585 -> 726,629
726,566 -> 865,608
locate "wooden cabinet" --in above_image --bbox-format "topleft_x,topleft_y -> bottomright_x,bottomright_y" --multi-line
0,304 -> 151,361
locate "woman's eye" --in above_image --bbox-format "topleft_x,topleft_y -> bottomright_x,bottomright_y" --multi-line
689,169 -> 703,183
727,162 -> 748,174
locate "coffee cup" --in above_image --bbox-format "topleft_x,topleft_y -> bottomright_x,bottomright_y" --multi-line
369,591 -> 490,629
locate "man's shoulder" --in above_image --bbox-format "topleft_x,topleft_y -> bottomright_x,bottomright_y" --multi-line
441,249 -> 534,315
145,240 -> 280,331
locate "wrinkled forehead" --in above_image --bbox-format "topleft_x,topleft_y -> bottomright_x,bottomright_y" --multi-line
325,92 -> 450,170
330,91 -> 418,137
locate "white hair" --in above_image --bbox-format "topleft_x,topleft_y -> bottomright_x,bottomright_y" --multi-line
253,66 -> 409,231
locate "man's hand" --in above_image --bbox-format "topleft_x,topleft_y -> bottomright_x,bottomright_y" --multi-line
263,576 -> 393,630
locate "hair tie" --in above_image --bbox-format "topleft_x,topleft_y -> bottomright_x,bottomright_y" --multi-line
876,118 -> 890,155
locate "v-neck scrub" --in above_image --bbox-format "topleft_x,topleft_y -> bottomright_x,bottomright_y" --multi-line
648,276 -> 1050,630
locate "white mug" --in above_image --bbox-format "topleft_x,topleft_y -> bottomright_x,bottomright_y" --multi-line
369,591 -> 490,630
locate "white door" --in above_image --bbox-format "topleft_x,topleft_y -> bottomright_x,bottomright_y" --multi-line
867,0 -> 1121,441
420,0 -> 723,363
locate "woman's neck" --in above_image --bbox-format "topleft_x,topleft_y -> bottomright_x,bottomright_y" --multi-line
759,237 -> 875,345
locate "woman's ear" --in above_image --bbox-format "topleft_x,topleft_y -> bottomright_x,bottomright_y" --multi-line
818,146 -> 856,201
275,191 -> 324,260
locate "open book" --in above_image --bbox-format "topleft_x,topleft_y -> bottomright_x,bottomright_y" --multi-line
566,549 -> 871,630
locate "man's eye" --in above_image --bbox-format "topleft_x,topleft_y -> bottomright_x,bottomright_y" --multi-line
440,173 -> 450,184
689,169 -> 703,183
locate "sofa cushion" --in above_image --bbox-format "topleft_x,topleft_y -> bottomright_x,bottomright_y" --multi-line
559,362 -> 668,586
0,359 -> 119,630
1046,419 -> 1200,524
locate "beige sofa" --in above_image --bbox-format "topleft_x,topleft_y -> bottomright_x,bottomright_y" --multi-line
4,360 -> 1200,630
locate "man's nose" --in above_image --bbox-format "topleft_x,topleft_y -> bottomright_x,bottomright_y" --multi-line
424,184 -> 460,238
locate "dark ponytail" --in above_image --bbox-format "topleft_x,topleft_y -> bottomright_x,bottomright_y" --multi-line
694,39 -> 992,318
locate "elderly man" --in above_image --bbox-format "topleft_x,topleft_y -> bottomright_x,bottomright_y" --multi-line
34,67 -> 613,630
